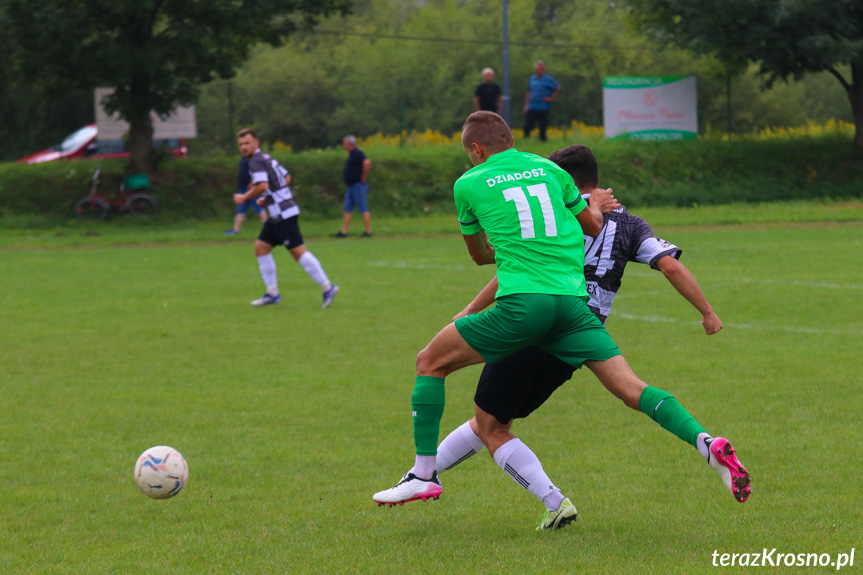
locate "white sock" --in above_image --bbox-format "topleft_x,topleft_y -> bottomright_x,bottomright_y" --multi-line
257,254 -> 278,295
411,455 -> 437,479
493,438 -> 563,511
297,251 -> 331,292
436,420 -> 485,474
696,432 -> 713,461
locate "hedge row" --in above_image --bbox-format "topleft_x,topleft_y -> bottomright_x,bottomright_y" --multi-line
2,136 -> 861,224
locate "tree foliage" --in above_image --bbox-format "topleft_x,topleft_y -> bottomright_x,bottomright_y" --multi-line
0,5 -> 90,162
1,0 -> 351,171
193,0 -> 851,154
0,0 -> 855,162
627,0 -> 863,148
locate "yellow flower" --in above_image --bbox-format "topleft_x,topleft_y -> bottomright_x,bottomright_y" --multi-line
346,119 -> 851,149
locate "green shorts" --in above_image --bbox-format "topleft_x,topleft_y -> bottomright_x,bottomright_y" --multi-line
454,293 -> 620,367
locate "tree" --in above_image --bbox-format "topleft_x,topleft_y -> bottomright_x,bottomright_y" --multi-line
0,6 -> 89,161
627,0 -> 863,149
1,0 -> 350,172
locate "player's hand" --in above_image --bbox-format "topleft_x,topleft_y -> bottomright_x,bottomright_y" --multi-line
451,309 -> 470,323
591,187 -> 621,214
702,312 -> 723,335
233,193 -> 245,205
256,197 -> 266,207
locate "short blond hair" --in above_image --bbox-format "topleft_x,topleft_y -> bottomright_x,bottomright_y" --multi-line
462,111 -> 513,153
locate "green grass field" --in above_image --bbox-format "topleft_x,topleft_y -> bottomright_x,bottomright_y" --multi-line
1,203 -> 861,574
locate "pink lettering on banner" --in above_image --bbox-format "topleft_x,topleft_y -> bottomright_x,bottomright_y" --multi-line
617,110 -> 657,121
659,109 -> 685,119
643,90 -> 658,107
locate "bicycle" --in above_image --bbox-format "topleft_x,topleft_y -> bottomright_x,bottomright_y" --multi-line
74,167 -> 159,222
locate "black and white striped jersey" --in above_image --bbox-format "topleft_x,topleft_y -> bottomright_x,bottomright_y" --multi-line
249,150 -> 300,221
582,194 -> 681,324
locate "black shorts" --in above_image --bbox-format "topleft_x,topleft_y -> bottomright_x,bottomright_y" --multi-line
258,216 -> 304,250
474,346 -> 577,425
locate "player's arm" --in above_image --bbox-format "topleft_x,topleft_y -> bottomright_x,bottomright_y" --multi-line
463,230 -> 495,265
453,275 -> 498,322
361,159 -> 371,183
655,255 -> 723,335
235,181 -> 268,204
473,95 -> 481,112
575,187 -> 618,237
235,157 -> 271,204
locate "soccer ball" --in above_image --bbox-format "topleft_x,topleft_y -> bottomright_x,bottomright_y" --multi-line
134,445 -> 188,499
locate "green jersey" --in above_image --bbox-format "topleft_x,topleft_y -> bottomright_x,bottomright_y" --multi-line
454,148 -> 589,299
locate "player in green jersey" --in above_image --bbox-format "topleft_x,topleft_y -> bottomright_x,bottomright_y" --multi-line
434,144 -> 749,531
373,111 -> 619,515
373,113 -> 751,529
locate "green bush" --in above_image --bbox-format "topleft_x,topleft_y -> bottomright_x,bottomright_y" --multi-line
1,136 -> 861,226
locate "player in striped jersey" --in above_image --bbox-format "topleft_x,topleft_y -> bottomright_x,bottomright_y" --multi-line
432,144 -> 747,528
235,129 -> 339,308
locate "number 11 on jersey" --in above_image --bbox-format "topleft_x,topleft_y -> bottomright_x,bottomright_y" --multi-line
502,183 -> 558,239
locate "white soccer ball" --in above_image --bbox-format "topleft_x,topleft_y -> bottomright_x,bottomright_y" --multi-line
134,445 -> 188,499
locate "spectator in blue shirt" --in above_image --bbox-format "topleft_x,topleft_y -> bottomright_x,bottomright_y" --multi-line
224,155 -> 267,235
522,60 -> 561,142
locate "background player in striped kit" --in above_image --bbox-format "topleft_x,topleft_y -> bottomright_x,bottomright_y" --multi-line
234,129 -> 339,309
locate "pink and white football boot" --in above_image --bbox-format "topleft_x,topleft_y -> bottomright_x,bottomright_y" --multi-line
708,437 -> 751,503
373,471 -> 443,507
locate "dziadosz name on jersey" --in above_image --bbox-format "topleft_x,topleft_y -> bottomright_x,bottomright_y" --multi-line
486,168 -> 547,187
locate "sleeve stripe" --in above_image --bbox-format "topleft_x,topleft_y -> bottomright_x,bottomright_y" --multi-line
564,199 -> 581,208
459,218 -> 479,226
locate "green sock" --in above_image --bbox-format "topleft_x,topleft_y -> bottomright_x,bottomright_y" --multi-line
412,376 -> 446,456
638,385 -> 705,447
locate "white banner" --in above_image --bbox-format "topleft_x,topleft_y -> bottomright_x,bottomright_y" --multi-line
603,76 -> 697,141
94,87 -> 197,140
